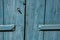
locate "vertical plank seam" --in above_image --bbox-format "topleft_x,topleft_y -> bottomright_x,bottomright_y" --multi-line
43,0 -> 46,25
24,0 -> 26,40
43,0 -> 46,40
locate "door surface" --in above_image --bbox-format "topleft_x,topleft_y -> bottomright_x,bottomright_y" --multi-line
26,0 -> 45,40
26,0 -> 60,40
40,0 -> 60,40
0,0 -> 60,40
0,0 -> 25,40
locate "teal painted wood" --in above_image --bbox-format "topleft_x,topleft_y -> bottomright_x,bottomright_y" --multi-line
44,0 -> 60,40
44,31 -> 60,40
38,24 -> 60,31
45,0 -> 60,24
26,0 -> 45,40
3,0 -> 24,40
0,24 -> 15,31
0,0 -> 4,40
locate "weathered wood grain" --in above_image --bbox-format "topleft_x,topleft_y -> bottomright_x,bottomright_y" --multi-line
26,0 -> 45,40
3,0 -> 24,40
44,0 -> 60,40
0,0 -> 4,40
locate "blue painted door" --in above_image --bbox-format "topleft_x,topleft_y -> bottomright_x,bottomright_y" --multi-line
0,0 -> 24,40
26,0 -> 45,40
26,0 -> 60,40
41,0 -> 60,40
0,0 -> 60,40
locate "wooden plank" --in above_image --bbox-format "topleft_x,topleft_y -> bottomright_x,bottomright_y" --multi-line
45,0 -> 60,24
12,0 -> 24,40
26,0 -> 45,40
0,0 -> 4,40
44,0 -> 60,40
4,0 -> 16,40
4,0 -> 24,40
38,24 -> 60,31
44,31 -> 58,40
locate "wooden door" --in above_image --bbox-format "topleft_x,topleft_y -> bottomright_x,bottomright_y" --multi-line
26,0 -> 60,40
0,0 -> 60,40
0,0 -> 25,40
